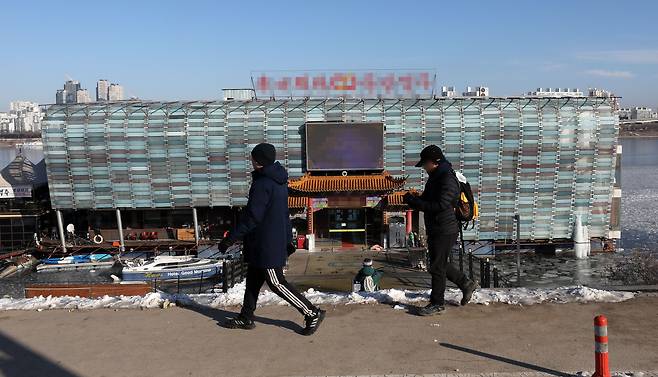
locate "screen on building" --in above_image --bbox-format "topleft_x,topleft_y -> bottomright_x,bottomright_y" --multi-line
305,122 -> 384,171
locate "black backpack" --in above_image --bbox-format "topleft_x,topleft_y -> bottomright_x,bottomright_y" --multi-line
452,170 -> 478,230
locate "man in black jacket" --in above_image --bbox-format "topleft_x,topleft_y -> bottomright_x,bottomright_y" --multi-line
403,145 -> 478,316
219,143 -> 325,335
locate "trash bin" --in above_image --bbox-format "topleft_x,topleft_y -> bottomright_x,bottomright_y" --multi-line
296,235 -> 306,249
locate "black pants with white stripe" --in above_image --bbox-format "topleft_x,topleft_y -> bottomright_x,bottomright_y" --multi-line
240,264 -> 318,319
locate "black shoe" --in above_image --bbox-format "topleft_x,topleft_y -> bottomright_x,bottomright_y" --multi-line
460,280 -> 479,306
302,309 -> 326,336
417,303 -> 445,316
225,315 -> 256,330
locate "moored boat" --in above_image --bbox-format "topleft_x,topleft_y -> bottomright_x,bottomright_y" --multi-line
120,255 -> 223,282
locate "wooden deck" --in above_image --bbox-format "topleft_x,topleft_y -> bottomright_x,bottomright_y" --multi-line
25,283 -> 152,298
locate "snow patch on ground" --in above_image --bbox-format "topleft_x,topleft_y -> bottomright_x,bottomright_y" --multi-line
0,284 -> 635,311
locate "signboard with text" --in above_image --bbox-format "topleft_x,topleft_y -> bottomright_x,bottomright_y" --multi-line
0,186 -> 32,198
252,70 -> 436,99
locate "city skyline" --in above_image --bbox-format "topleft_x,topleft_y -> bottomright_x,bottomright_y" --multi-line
2,1 -> 658,111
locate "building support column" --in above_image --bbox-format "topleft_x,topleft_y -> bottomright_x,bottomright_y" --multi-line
306,197 -> 314,234
306,197 -> 315,251
192,207 -> 200,246
115,208 -> 125,252
56,209 -> 66,254
406,209 -> 413,234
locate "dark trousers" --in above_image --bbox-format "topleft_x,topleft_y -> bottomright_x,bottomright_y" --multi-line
241,264 -> 317,319
427,231 -> 468,305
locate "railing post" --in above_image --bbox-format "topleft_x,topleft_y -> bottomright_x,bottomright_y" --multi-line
493,266 -> 499,288
222,260 -> 228,293
198,270 -> 204,294
459,227 -> 464,272
514,214 -> 521,286
485,258 -> 491,288
479,258 -> 486,288
468,249 -> 474,281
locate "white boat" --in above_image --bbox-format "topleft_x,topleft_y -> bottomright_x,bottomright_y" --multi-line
36,260 -> 116,272
120,255 -> 223,282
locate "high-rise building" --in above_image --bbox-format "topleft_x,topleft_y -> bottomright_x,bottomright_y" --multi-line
56,89 -> 67,105
108,83 -> 124,101
0,112 -> 15,133
76,89 -> 91,103
96,79 -> 109,101
64,80 -> 80,103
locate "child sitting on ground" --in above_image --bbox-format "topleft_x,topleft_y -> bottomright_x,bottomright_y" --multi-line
353,258 -> 383,292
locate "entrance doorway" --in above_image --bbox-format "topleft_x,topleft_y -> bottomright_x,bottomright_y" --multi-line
314,208 -> 365,249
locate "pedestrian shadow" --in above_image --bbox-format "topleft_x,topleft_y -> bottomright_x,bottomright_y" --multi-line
439,343 -> 573,377
179,302 -> 302,334
0,331 -> 81,377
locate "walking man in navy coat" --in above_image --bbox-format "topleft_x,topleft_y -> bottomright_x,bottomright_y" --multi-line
219,143 -> 325,335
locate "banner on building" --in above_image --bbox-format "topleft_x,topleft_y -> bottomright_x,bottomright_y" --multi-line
0,186 -> 32,198
366,196 -> 382,207
310,198 -> 329,210
252,70 -> 436,99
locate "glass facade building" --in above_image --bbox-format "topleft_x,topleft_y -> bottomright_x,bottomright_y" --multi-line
41,97 -> 620,242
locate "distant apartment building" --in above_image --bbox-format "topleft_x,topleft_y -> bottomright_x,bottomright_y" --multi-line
631,107 -> 654,120
56,79 -> 123,104
589,88 -> 613,97
76,89 -> 92,103
55,89 -> 67,105
462,86 -> 489,97
222,88 -> 255,101
108,83 -> 124,101
440,86 -> 457,97
618,108 -> 631,120
527,88 -> 583,97
0,101 -> 43,133
96,79 -> 109,101
0,112 -> 15,133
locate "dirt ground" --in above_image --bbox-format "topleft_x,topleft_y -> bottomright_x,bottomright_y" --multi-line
1,296 -> 657,377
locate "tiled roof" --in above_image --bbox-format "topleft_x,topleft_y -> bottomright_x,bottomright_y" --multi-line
385,191 -> 407,207
288,196 -> 308,208
288,173 -> 406,193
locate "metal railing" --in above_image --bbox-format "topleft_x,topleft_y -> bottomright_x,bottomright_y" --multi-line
150,257 -> 248,294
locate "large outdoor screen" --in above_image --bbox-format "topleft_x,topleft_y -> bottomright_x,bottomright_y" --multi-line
305,122 -> 384,171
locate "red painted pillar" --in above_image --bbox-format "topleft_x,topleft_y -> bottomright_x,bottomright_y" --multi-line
306,197 -> 314,235
593,315 -> 610,377
406,209 -> 413,234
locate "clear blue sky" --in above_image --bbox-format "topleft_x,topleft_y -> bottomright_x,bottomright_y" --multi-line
2,0 -> 658,111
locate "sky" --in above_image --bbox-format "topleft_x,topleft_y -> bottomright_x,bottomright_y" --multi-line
1,0 -> 658,111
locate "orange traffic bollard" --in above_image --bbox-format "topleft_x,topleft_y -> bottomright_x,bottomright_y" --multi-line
593,315 -> 610,377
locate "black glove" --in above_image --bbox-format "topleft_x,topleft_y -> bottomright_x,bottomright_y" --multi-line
218,237 -> 235,253
287,242 -> 297,256
403,192 -> 420,208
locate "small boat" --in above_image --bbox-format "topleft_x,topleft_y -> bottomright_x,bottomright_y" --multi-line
36,253 -> 116,273
41,254 -> 113,265
36,260 -> 116,272
0,254 -> 38,278
120,255 -> 223,282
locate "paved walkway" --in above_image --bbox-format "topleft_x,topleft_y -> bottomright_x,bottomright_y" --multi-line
1,296 -> 657,377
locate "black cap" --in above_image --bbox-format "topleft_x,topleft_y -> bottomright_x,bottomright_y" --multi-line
251,143 -> 276,167
414,145 -> 445,167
